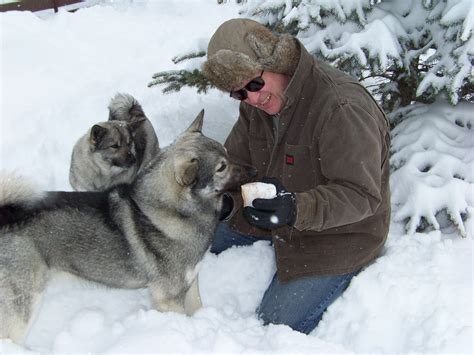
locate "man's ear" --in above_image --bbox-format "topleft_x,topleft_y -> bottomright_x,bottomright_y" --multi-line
174,155 -> 199,186
185,109 -> 204,133
90,125 -> 108,147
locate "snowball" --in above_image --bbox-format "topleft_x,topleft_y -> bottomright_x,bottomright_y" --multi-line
241,182 -> 277,207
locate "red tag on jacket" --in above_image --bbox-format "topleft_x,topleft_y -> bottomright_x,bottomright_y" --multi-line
285,155 -> 294,165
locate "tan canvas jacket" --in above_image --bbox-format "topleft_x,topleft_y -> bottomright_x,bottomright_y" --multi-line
224,42 -> 391,282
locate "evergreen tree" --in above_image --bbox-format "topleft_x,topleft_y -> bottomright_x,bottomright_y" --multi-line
149,0 -> 473,113
148,51 -> 210,93
242,0 -> 472,112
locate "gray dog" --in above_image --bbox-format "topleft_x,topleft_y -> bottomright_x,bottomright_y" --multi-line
0,111 -> 257,344
69,93 -> 159,191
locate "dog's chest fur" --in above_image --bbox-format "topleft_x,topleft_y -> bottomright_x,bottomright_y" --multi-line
113,191 -> 213,287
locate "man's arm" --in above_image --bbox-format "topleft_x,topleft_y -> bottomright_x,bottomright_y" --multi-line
294,102 -> 386,231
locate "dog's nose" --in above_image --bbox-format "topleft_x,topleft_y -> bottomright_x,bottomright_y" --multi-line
125,153 -> 136,165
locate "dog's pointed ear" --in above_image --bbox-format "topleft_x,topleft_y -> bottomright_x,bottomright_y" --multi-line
90,125 -> 108,146
174,155 -> 199,186
185,109 -> 204,133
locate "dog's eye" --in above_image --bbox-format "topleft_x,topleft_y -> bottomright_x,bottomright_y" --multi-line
217,163 -> 227,172
110,144 -> 120,149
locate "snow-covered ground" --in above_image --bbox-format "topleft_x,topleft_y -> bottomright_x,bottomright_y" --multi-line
0,1 -> 472,353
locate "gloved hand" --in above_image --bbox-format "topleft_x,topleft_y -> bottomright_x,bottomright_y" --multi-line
243,177 -> 297,230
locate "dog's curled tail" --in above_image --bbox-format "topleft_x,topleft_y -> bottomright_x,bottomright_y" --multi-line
0,174 -> 44,207
108,93 -> 146,122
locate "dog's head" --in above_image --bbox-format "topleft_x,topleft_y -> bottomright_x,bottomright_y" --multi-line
151,110 -> 256,217
89,119 -> 144,168
173,110 -> 257,195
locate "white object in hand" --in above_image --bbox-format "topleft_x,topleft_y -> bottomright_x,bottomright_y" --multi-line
241,182 -> 277,207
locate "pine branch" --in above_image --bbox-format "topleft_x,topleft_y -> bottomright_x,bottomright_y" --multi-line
172,51 -> 206,65
148,69 -> 214,94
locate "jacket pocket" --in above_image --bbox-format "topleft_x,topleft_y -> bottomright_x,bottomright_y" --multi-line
283,144 -> 315,192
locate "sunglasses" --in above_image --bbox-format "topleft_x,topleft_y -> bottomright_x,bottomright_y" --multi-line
229,71 -> 265,101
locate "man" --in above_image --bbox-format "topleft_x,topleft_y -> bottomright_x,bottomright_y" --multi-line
202,18 -> 391,334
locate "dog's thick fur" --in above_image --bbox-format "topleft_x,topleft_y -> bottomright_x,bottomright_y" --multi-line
0,111 -> 256,344
108,93 -> 160,174
69,93 -> 159,191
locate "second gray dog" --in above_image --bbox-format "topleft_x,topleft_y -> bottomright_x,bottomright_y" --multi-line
69,93 -> 159,191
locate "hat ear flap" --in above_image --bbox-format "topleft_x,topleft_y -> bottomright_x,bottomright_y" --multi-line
246,27 -> 279,59
175,156 -> 199,186
261,34 -> 299,74
202,50 -> 262,92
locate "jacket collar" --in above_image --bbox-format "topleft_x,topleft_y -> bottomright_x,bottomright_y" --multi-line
283,40 -> 314,110
269,40 -> 314,143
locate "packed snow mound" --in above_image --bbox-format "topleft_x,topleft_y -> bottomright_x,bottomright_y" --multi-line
390,100 -> 473,237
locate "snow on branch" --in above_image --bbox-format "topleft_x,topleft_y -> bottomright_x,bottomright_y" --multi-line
389,100 -> 473,237
242,0 -> 473,112
150,0 -> 472,112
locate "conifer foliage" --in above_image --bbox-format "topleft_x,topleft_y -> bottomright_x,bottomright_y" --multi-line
242,0 -> 472,112
149,0 -> 473,113
148,51 -> 210,93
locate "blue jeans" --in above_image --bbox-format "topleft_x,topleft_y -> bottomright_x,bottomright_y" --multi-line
210,222 -> 358,334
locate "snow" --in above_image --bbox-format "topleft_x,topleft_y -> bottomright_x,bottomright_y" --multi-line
248,0 -> 473,106
0,0 -> 472,353
390,101 -> 473,237
315,229 -> 472,353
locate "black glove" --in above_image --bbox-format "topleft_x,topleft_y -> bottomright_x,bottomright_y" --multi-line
219,193 -> 234,221
243,177 -> 297,230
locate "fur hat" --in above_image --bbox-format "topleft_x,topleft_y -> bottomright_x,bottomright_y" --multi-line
202,18 -> 300,92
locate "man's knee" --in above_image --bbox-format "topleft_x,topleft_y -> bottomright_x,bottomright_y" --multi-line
257,297 -> 324,334
256,271 -> 357,334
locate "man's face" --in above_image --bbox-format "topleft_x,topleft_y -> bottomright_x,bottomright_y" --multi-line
233,71 -> 291,115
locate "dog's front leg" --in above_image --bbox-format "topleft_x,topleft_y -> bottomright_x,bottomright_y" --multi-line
149,284 -> 186,314
184,277 -> 202,316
